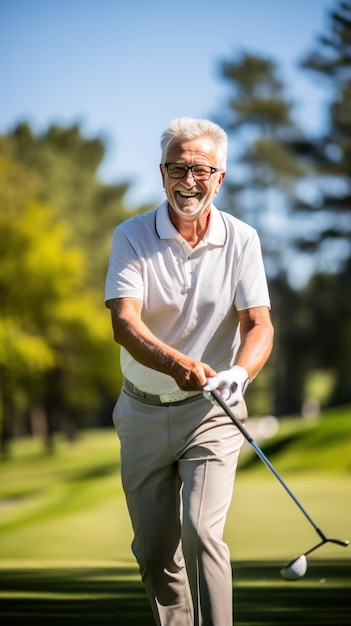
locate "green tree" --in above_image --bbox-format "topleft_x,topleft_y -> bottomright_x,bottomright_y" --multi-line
216,51 -> 304,278
0,124 -> 151,454
0,150 -> 84,451
215,51 -> 308,415
284,0 -> 351,408
301,261 -> 351,406
8,123 -> 152,287
292,0 -> 351,271
215,8 -> 351,412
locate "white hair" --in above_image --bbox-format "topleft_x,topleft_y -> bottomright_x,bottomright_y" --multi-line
160,117 -> 228,170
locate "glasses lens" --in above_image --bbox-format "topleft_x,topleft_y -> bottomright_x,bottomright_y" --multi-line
192,166 -> 212,180
166,164 -> 214,180
167,164 -> 188,178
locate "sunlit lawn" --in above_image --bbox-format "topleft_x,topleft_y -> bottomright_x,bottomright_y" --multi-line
0,410 -> 350,624
0,560 -> 350,625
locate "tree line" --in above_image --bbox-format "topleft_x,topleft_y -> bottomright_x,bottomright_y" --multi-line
0,0 -> 350,454
216,0 -> 351,418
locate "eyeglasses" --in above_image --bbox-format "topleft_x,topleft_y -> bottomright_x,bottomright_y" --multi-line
164,163 -> 218,181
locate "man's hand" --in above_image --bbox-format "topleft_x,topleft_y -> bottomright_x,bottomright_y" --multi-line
203,366 -> 249,407
171,357 -> 217,391
110,298 -> 217,391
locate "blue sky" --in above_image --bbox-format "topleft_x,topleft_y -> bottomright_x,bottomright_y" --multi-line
1,0 -> 333,206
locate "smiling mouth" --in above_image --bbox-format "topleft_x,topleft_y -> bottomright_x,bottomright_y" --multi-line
177,190 -> 200,198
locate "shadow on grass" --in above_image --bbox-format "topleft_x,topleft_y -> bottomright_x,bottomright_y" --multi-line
233,561 -> 351,625
0,561 -> 350,625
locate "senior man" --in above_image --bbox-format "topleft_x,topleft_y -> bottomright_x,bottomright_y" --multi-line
105,117 -> 274,625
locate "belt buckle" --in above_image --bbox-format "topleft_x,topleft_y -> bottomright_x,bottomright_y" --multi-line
159,392 -> 188,403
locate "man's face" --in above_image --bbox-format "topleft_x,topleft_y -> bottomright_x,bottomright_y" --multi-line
160,136 -> 225,221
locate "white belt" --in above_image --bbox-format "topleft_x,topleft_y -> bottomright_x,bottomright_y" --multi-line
123,378 -> 200,404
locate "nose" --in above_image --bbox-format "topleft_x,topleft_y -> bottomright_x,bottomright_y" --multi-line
182,168 -> 197,186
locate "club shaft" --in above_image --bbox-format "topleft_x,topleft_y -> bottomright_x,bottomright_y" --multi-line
250,440 -> 326,539
210,390 -> 327,541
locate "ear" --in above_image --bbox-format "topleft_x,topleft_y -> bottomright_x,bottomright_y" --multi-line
160,163 -> 166,187
215,171 -> 226,194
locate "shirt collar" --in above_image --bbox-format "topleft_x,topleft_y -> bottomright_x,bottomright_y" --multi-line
155,200 -> 179,239
155,200 -> 227,246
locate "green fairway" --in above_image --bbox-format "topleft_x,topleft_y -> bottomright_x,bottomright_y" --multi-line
0,408 -> 350,623
0,560 -> 350,625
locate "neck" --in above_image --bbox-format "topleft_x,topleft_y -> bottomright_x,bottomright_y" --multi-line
169,206 -> 211,248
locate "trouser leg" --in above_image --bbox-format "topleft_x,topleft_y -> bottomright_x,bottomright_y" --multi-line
126,471 -> 193,626
179,443 -> 241,625
113,391 -> 246,626
174,399 -> 245,626
113,391 -> 193,625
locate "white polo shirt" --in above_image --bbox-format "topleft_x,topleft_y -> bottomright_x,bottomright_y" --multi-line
105,200 -> 270,394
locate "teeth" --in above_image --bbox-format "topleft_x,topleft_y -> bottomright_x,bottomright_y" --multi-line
178,190 -> 198,197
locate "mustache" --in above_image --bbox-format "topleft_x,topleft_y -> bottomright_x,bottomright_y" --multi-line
175,186 -> 201,193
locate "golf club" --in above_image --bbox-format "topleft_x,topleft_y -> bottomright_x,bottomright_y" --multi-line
209,389 -> 348,580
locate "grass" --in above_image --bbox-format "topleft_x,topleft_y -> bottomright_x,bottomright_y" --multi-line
0,561 -> 350,625
0,407 -> 350,623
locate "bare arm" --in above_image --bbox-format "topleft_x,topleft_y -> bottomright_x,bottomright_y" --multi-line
109,297 -> 217,391
234,306 -> 274,381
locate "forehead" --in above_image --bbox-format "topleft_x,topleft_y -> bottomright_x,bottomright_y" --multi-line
166,136 -> 218,164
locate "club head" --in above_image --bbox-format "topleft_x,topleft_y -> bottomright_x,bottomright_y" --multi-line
280,554 -> 307,580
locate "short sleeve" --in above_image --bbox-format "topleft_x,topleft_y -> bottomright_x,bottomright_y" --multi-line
234,230 -> 271,311
104,226 -> 144,307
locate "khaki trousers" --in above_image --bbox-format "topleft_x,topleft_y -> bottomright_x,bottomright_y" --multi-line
113,389 -> 246,626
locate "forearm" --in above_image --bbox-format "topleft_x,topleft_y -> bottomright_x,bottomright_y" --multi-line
109,298 -> 216,390
113,311 -> 182,377
235,308 -> 274,381
202,308 -> 273,407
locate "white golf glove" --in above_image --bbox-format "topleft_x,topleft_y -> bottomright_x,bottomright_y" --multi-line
203,366 -> 249,407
